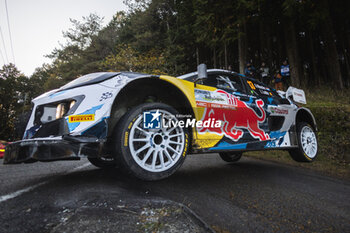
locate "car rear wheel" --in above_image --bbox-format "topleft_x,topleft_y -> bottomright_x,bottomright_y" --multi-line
289,122 -> 318,162
113,103 -> 189,181
219,152 -> 242,162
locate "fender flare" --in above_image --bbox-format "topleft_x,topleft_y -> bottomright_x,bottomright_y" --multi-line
295,107 -> 317,131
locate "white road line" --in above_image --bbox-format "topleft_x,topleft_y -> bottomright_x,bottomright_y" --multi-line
0,162 -> 91,203
0,181 -> 47,203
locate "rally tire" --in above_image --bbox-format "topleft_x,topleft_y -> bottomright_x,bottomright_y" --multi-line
113,103 -> 189,181
289,122 -> 318,162
88,157 -> 117,168
219,152 -> 242,162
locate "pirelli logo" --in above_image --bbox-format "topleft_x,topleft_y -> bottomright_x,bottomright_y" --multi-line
69,114 -> 95,123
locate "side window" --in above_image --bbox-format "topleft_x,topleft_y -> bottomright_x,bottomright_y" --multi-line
246,79 -> 273,97
227,74 -> 245,93
202,74 -> 245,93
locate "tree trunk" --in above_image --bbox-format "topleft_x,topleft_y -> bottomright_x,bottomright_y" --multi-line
224,42 -> 228,69
343,50 -> 350,87
340,36 -> 350,87
213,46 -> 217,68
321,3 -> 344,89
265,21 -> 273,69
283,18 -> 302,87
196,47 -> 199,66
259,19 -> 265,62
308,31 -> 321,86
238,18 -> 247,74
277,26 -> 284,69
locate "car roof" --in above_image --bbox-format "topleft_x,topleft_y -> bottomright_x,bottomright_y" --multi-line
177,69 -> 245,79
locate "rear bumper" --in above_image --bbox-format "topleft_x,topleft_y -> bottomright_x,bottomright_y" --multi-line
3,136 -> 104,164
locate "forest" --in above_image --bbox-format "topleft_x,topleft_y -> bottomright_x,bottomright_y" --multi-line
0,0 -> 350,141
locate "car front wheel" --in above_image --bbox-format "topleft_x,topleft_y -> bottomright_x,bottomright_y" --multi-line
113,103 -> 189,181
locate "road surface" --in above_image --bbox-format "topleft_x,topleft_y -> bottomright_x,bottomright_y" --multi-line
0,154 -> 349,232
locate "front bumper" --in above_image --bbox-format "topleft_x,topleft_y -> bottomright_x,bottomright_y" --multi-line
3,136 -> 104,164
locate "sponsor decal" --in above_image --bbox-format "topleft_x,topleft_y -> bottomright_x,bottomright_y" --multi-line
128,117 -> 137,129
198,89 -> 270,141
195,88 -> 236,109
259,90 -> 270,96
247,80 -> 256,90
99,92 -> 113,101
182,134 -> 188,157
269,106 -> 288,115
66,104 -> 103,132
255,83 -> 270,91
209,141 -> 248,151
265,131 -> 287,148
124,132 -> 129,146
68,114 -> 95,123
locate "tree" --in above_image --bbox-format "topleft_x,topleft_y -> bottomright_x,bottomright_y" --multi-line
46,14 -> 104,82
0,64 -> 28,140
102,44 -> 166,74
33,0 -> 349,91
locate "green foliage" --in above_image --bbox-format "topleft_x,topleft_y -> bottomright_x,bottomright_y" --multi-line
0,64 -> 28,140
46,13 -> 105,82
102,44 -> 166,74
306,87 -> 350,163
62,14 -> 103,49
29,64 -> 52,98
309,105 -> 350,162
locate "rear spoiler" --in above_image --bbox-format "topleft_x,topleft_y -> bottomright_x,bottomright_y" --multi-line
277,87 -> 306,105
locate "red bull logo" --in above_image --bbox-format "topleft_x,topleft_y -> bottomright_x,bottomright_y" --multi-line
198,90 -> 270,141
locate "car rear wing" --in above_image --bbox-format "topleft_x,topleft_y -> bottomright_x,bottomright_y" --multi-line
277,87 -> 306,105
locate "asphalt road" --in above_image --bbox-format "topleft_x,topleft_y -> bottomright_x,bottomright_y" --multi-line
0,154 -> 349,232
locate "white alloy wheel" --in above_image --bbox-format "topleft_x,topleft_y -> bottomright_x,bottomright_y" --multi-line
300,125 -> 318,158
128,109 -> 185,172
289,122 -> 318,162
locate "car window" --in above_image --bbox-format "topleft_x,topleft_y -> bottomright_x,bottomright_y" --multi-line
245,79 -> 274,96
202,74 -> 245,93
245,79 -> 289,104
228,74 -> 245,93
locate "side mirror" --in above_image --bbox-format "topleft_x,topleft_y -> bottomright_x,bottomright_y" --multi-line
194,64 -> 208,86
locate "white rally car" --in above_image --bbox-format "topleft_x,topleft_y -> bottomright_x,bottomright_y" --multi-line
4,67 -> 318,180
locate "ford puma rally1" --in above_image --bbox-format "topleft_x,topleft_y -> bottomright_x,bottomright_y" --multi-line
4,67 -> 318,180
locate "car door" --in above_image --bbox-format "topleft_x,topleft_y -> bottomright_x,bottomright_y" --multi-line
242,78 -> 294,147
222,74 -> 270,143
194,72 -> 270,149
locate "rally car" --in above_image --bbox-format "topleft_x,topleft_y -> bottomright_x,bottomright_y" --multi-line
4,65 -> 318,180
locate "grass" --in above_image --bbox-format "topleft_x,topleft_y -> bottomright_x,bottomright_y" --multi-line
245,151 -> 350,180
247,86 -> 350,180
304,86 -> 350,105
